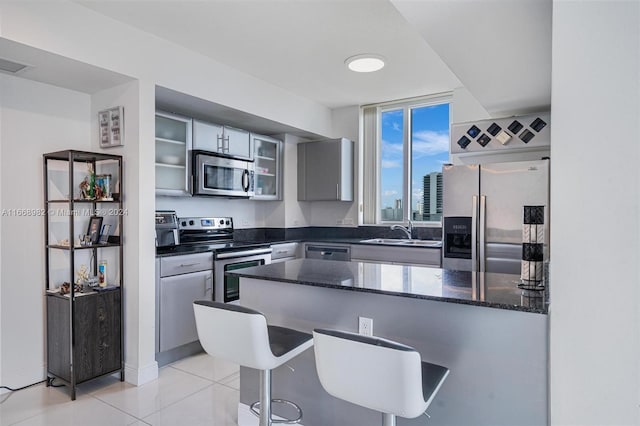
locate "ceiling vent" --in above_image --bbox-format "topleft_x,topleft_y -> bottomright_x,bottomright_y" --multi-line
0,57 -> 29,74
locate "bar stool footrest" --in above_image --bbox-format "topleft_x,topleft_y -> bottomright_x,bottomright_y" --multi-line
250,399 -> 303,424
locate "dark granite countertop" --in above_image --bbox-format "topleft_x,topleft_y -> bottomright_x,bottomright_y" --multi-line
156,238 -> 441,257
156,241 -> 272,257
228,258 -> 547,314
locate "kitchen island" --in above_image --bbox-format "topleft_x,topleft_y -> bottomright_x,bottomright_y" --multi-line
230,259 -> 548,426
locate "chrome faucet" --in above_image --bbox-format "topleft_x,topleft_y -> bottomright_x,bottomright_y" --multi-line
390,221 -> 413,239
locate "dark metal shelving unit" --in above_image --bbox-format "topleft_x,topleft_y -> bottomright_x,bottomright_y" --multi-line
43,150 -> 124,400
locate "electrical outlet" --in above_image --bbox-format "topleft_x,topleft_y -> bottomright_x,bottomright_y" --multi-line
336,219 -> 344,225
242,220 -> 249,226
343,218 -> 354,225
358,317 -> 373,336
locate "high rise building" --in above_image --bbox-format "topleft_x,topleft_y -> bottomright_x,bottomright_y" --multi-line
422,172 -> 443,221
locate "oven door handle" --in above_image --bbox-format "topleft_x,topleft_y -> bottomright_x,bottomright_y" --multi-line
216,248 -> 272,260
205,273 -> 213,295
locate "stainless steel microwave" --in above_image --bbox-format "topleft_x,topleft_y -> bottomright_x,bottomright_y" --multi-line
192,151 -> 255,197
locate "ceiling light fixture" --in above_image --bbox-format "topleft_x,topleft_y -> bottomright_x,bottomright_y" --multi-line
345,54 -> 385,73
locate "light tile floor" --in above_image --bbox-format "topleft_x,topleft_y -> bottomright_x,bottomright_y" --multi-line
0,354 -> 240,426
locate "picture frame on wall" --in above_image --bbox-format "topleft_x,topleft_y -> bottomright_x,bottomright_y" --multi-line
87,216 -> 103,244
99,106 -> 124,148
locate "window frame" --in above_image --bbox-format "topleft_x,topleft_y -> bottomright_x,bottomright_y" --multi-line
362,93 -> 452,227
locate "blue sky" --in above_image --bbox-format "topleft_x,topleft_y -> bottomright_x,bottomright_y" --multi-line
380,103 -> 450,213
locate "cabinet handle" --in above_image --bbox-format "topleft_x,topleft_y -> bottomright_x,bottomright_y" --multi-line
179,263 -> 199,268
224,136 -> 230,153
217,135 -> 224,152
336,183 -> 339,199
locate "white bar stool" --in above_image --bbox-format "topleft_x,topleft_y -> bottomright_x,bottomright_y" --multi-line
193,300 -> 313,426
313,329 -> 449,426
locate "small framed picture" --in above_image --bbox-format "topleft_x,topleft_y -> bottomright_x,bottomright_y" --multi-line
99,224 -> 111,244
87,216 -> 103,245
98,106 -> 124,148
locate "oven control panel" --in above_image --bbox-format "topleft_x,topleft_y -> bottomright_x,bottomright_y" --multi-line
179,217 -> 233,231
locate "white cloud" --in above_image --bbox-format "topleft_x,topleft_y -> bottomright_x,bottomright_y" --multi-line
383,190 -> 398,196
411,130 -> 449,157
392,122 -> 401,132
381,160 -> 401,168
381,140 -> 403,154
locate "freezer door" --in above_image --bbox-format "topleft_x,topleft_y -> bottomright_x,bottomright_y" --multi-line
479,159 -> 549,273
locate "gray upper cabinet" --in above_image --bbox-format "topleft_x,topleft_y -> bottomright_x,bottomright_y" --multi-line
298,138 -> 353,201
155,111 -> 192,196
193,120 -> 252,161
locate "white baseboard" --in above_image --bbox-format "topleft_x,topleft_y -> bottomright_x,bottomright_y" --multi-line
1,364 -> 47,394
124,361 -> 158,386
237,403 -> 303,426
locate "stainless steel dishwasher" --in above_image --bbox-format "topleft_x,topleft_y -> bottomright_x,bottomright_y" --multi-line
304,243 -> 351,261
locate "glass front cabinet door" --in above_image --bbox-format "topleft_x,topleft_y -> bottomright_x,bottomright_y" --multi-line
252,134 -> 282,200
155,111 -> 192,196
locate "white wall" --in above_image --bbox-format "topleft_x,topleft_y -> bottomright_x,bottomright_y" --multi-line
156,196 -> 272,228
0,74 -> 92,387
91,80 -> 159,385
0,71 -> 3,392
450,86 -> 490,124
550,2 -> 640,425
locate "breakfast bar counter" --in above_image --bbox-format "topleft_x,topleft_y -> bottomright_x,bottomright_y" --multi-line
229,258 -> 548,314
229,259 -> 548,426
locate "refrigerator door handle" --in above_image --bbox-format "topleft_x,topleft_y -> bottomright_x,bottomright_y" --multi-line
471,195 -> 478,272
479,195 -> 487,273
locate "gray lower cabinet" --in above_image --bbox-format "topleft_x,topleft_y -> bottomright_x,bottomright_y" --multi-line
298,138 -> 353,201
159,270 -> 212,352
350,244 -> 442,267
157,252 -> 213,354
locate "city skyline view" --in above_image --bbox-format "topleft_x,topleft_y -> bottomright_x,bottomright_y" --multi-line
380,103 -> 450,221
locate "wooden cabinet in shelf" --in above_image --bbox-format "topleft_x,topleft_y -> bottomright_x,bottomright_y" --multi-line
43,149 -> 124,400
47,289 -> 121,384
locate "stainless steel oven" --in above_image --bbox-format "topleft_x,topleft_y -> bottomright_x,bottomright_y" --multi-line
193,150 -> 255,197
215,247 -> 272,304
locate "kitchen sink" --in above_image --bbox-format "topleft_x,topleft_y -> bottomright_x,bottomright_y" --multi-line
360,238 -> 442,247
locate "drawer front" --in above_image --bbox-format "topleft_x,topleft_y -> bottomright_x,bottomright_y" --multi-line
270,242 -> 299,260
160,252 -> 213,277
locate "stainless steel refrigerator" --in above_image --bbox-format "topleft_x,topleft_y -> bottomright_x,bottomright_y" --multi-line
442,159 -> 549,274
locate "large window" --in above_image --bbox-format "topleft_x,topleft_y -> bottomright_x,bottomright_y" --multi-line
363,95 -> 450,225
